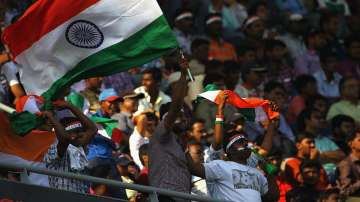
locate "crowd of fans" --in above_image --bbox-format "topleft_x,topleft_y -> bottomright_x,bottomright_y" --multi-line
0,0 -> 360,202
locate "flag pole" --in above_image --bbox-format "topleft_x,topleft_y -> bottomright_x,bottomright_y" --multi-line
0,102 -> 16,114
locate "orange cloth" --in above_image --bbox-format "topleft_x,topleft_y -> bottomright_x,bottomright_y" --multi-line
0,112 -> 55,161
208,39 -> 237,62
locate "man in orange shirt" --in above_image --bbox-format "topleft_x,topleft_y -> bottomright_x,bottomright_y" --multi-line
205,13 -> 237,62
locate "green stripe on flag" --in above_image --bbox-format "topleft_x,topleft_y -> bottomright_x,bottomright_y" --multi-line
42,15 -> 177,100
90,116 -> 118,138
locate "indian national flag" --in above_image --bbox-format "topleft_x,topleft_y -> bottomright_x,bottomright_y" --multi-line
2,0 -> 177,100
0,112 -> 55,186
198,90 -> 279,122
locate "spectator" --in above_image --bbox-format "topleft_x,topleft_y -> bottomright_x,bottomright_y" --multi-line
297,108 -> 346,180
136,144 -> 150,186
129,112 -> 157,170
338,36 -> 360,79
264,39 -> 294,91
0,61 -> 25,106
327,76 -> 360,124
281,133 -> 328,189
115,155 -> 138,201
305,94 -> 329,116
208,0 -> 241,36
222,60 -> 240,91
313,49 -> 342,99
134,68 -> 171,115
285,160 -> 323,202
96,88 -> 122,118
111,91 -> 144,137
187,141 -> 208,196
42,100 -> 97,193
205,13 -> 238,61
237,42 -> 257,66
187,38 -> 209,102
317,188 -> 342,202
331,115 -> 355,154
294,29 -> 327,76
320,11 -> 345,59
286,75 -> 318,124
148,59 -> 192,200
187,91 -> 280,202
277,14 -> 307,59
264,81 -> 295,142
234,62 -> 267,98
337,132 -> 360,197
173,9 -> 194,55
241,16 -> 266,50
80,77 -> 103,114
224,0 -> 248,28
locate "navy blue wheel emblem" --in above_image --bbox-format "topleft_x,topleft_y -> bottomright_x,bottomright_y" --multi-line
66,20 -> 104,49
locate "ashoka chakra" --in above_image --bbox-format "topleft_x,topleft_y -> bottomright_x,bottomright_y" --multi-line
66,20 -> 104,49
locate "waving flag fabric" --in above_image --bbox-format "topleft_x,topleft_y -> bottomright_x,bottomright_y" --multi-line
2,0 -> 177,100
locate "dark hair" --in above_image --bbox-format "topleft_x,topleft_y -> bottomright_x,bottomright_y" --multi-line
90,164 -> 112,187
320,10 -> 339,30
237,43 -> 256,56
159,102 -> 171,121
300,159 -> 321,173
339,76 -> 356,95
331,115 -> 355,131
142,68 -> 162,83
205,60 -> 224,75
318,188 -> 340,202
297,108 -> 318,132
294,75 -> 316,94
144,112 -> 159,123
296,132 -> 314,143
247,1 -> 267,17
223,61 -> 240,74
264,39 -> 287,51
319,48 -> 338,63
344,35 -> 360,50
191,118 -> 206,126
305,94 -> 327,108
191,38 -> 210,52
264,81 -> 285,94
346,131 -> 360,143
304,29 -> 323,46
139,144 -> 149,165
203,73 -> 225,87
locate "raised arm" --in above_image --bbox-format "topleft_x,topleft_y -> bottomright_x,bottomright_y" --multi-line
43,111 -> 69,157
53,100 -> 97,146
212,91 -> 227,150
163,57 -> 189,130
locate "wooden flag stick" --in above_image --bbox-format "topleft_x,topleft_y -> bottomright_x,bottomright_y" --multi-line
0,102 -> 16,114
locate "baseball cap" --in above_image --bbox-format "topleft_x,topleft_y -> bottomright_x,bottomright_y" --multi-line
120,91 -> 145,100
99,88 -> 123,102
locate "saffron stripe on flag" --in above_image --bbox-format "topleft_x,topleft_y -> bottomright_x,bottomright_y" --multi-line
2,0 -> 100,58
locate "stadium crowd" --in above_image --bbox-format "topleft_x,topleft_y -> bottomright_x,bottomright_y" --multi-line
0,0 -> 360,202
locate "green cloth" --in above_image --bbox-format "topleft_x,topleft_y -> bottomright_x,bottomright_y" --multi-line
10,112 -> 45,136
90,116 -> 118,137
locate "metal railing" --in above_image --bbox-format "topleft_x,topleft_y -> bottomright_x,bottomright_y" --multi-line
0,161 -> 225,202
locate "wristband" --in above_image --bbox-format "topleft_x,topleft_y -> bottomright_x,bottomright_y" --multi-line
215,120 -> 224,125
216,114 -> 224,119
215,117 -> 224,122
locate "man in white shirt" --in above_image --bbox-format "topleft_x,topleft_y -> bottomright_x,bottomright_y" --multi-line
186,91 -> 279,202
134,68 -> 171,116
